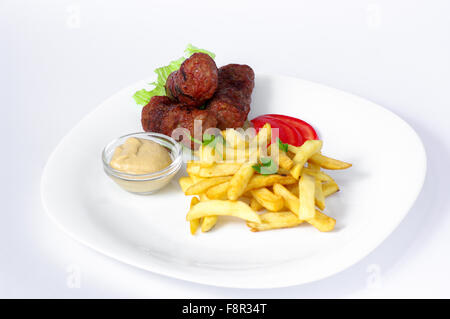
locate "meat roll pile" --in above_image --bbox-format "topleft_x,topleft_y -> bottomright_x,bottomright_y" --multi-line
141,52 -> 254,140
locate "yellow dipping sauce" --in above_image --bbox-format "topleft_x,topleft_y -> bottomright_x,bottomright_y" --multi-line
110,137 -> 172,174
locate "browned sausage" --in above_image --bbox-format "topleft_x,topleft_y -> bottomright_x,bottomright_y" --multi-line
165,53 -> 218,107
207,64 -> 255,129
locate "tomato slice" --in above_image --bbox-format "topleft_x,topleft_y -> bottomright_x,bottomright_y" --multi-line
251,116 -> 302,146
250,114 -> 318,146
262,114 -> 318,141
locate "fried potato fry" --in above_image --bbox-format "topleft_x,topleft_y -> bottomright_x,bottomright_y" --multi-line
308,163 -> 325,210
268,144 -> 294,170
228,162 -> 255,200
201,216 -> 218,232
223,147 -> 249,162
308,153 -> 352,170
189,197 -> 201,235
255,123 -> 272,149
206,181 -> 230,199
273,183 -> 299,217
277,167 -> 291,175
247,211 -> 303,232
302,167 -> 333,182
222,129 -> 248,149
185,176 -> 232,195
250,187 -> 284,212
179,176 -> 194,194
186,161 -> 201,176
198,163 -> 242,177
286,183 -> 299,197
245,174 -> 296,192
314,178 -> 325,210
186,200 -> 261,223
250,197 -> 264,211
308,210 -> 336,232
299,172 -> 316,220
289,163 -> 302,180
323,180 -> 340,197
289,140 -> 323,179
198,145 -> 216,167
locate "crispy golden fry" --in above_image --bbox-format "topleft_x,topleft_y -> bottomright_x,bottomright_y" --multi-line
289,164 -> 302,180
198,145 -> 216,167
247,211 -> 303,232
273,183 -> 299,217
314,178 -> 325,210
277,167 -> 291,175
228,163 -> 255,200
223,147 -> 249,162
189,197 -> 201,235
185,176 -> 232,195
201,216 -> 218,232
186,200 -> 261,223
187,162 -> 201,176
245,174 -> 296,192
308,210 -> 336,232
256,123 -> 272,149
302,167 -> 333,182
308,153 -> 352,170
308,163 -> 325,210
250,197 -> 264,211
323,180 -> 340,197
250,187 -> 284,212
299,172 -> 316,220
197,163 -> 242,177
222,129 -> 248,149
268,144 -> 294,170
289,140 -> 323,179
206,181 -> 230,199
179,176 -> 194,194
286,183 -> 299,197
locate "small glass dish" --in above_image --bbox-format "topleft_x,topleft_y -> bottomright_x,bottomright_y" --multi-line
102,132 -> 182,195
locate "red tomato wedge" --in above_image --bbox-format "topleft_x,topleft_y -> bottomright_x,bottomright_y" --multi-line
251,114 -> 318,146
251,116 -> 301,146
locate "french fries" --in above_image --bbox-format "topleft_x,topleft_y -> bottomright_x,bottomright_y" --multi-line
269,144 -> 294,170
250,187 -> 284,212
198,145 -> 216,167
185,176 -> 232,195
206,181 -> 230,199
201,216 -> 218,232
250,197 -> 264,211
245,174 -> 296,191
323,180 -> 340,197
228,162 -> 255,200
298,172 -> 316,220
289,140 -> 323,179
308,163 -> 325,210
273,183 -> 300,217
309,210 -> 336,232
247,212 -> 303,232
186,200 -> 261,223
179,176 -> 194,194
179,125 -> 351,235
308,153 -> 352,170
189,197 -> 201,235
197,162 -> 242,177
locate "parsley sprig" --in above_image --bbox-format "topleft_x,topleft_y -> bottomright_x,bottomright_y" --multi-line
252,157 -> 278,175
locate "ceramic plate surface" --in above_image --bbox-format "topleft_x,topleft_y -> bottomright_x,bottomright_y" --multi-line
41,74 -> 426,288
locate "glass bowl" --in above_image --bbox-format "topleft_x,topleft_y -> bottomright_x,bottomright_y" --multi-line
102,132 -> 182,195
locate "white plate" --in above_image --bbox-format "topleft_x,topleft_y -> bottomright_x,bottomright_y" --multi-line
41,74 -> 426,288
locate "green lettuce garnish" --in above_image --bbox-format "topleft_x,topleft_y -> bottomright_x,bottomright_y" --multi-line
132,44 -> 215,106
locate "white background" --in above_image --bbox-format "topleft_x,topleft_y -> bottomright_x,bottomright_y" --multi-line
1,0 -> 449,298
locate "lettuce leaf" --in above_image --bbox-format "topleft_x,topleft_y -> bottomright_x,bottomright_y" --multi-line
132,45 -> 215,106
